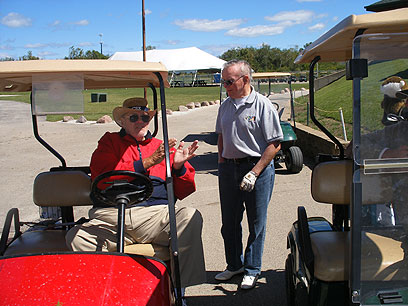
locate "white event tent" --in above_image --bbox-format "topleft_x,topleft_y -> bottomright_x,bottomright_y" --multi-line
109,47 -> 226,86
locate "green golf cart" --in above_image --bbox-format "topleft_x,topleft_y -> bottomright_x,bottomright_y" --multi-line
252,72 -> 303,173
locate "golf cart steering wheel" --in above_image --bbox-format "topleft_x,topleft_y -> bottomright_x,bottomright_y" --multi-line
271,102 -> 279,111
91,170 -> 153,207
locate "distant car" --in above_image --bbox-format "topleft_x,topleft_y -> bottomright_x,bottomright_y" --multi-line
299,75 -> 307,82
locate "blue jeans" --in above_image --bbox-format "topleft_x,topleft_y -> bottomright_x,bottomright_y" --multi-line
218,160 -> 275,276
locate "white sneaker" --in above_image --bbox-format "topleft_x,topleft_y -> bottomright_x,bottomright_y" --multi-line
215,267 -> 245,281
240,274 -> 259,290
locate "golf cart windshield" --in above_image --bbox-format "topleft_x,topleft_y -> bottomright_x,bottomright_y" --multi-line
353,32 -> 408,305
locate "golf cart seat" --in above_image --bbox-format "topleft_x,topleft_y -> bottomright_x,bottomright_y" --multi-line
2,171 -> 170,261
306,160 -> 405,282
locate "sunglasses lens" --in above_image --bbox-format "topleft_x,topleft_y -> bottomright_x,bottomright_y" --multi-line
129,114 -> 138,122
129,114 -> 150,123
221,79 -> 233,86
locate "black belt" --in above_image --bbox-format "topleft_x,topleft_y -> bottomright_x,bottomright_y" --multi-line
224,157 -> 260,164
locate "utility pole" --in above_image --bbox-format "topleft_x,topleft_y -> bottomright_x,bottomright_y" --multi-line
99,33 -> 103,55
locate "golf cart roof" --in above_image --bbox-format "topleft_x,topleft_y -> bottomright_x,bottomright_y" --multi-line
295,7 -> 408,64
0,59 -> 170,92
252,72 -> 291,79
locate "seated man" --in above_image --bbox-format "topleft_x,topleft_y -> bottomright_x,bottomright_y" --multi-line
66,97 -> 206,288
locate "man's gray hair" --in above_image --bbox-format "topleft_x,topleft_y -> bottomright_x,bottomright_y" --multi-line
223,59 -> 252,80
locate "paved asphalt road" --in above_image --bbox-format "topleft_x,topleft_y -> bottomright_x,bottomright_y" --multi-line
0,94 -> 330,306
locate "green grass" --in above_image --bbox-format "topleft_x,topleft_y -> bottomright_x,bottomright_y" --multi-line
293,59 -> 408,140
0,84 -> 307,122
0,86 -> 222,121
0,92 -> 31,103
3,58 -> 406,139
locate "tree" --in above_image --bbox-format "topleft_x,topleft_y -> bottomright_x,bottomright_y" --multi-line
65,46 -> 109,59
219,45 -> 343,73
0,57 -> 15,61
19,51 -> 39,61
65,46 -> 85,59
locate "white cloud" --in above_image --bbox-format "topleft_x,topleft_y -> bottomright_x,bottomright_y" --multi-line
308,23 -> 325,31
24,43 -> 47,49
0,52 -> 13,58
164,40 -> 181,45
139,9 -> 152,15
24,42 -> 71,49
38,51 -> 58,58
51,20 -> 61,27
50,19 -> 89,30
49,20 -> 64,31
0,44 -> 14,50
1,12 -> 32,28
265,10 -> 314,24
174,18 -> 244,32
226,24 -> 285,37
73,19 -> 89,26
201,44 -> 241,56
79,42 -> 93,47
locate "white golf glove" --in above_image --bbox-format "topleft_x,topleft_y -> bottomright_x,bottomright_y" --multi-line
240,171 -> 258,192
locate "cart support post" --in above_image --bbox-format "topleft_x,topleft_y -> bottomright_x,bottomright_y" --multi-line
309,56 -> 344,159
31,93 -> 67,168
116,199 -> 127,253
155,72 -> 183,306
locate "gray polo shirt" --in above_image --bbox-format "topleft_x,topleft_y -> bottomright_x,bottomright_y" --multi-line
215,87 -> 283,159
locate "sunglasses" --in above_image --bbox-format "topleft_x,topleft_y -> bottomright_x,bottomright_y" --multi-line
128,113 -> 151,123
221,75 -> 245,86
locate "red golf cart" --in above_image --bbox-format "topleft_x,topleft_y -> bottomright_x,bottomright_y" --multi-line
0,59 -> 185,305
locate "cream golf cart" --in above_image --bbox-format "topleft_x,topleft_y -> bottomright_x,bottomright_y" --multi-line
285,8 -> 408,305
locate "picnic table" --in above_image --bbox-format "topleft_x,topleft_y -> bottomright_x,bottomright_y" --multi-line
172,80 -> 185,87
191,80 -> 207,87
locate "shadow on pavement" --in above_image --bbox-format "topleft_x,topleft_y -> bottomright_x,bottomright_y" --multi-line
187,269 -> 286,306
183,131 -> 218,146
189,151 -> 218,176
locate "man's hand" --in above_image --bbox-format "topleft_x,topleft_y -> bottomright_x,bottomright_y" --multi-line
143,138 -> 177,169
240,171 -> 258,192
173,140 -> 199,170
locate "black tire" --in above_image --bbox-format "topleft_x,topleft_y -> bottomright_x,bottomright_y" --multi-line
285,146 -> 303,173
285,254 -> 296,306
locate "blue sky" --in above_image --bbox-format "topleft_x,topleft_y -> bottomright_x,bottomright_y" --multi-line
1,0 -> 375,59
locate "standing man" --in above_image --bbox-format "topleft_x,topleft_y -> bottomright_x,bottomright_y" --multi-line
215,60 -> 283,289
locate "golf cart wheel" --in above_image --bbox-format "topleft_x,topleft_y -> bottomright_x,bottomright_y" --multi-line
285,146 -> 303,173
285,254 -> 296,306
